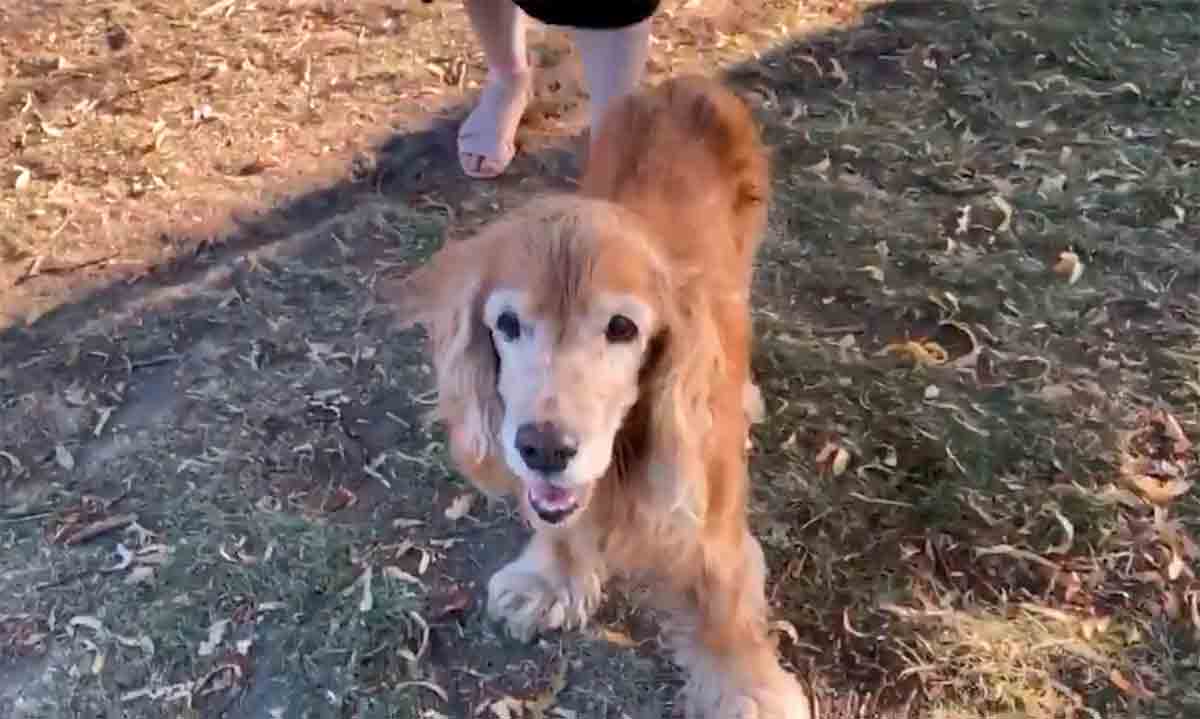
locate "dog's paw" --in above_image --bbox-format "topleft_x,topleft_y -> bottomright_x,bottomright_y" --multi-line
682,667 -> 813,719
486,559 -> 602,643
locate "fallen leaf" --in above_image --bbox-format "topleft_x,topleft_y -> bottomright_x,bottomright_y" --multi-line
78,637 -> 105,674
526,656 -> 568,714
14,165 -> 31,192
198,619 -> 230,657
828,57 -> 849,85
324,486 -> 358,512
383,565 -> 425,588
1039,383 -> 1075,403
125,566 -> 156,585
444,493 -> 475,521
104,544 -> 134,572
430,585 -> 473,620
883,340 -> 949,366
815,441 -> 851,477
955,204 -> 972,235
1158,411 -> 1192,455
596,627 -> 638,648
1109,669 -> 1154,699
358,565 -> 375,613
859,265 -> 885,283
395,680 -> 448,703
1124,474 -> 1193,505
54,444 -> 75,471
1053,250 -> 1084,285
992,195 -> 1013,232
1038,171 -> 1067,197
769,619 -> 800,645
804,155 -> 831,178
490,696 -> 524,719
68,615 -> 105,635
1046,509 -> 1075,555
114,633 -> 155,656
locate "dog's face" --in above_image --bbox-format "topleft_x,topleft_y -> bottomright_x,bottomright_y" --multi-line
390,197 -> 698,529
484,286 -> 657,524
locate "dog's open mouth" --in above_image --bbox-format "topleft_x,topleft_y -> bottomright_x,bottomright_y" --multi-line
527,478 -> 579,524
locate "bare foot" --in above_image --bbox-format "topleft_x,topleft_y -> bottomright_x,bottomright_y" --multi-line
458,70 -> 533,179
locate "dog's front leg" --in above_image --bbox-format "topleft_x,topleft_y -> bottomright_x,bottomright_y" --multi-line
487,529 -> 607,642
671,530 -> 813,719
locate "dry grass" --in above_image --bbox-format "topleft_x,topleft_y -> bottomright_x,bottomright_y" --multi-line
3,0 -> 1200,717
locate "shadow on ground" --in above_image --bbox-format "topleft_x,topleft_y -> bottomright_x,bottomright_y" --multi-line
4,1 -> 1200,718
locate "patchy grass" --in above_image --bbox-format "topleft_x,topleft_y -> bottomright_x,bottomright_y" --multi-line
3,0 -> 1200,718
735,0 -> 1200,715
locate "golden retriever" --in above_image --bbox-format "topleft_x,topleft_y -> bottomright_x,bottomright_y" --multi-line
387,75 -> 812,719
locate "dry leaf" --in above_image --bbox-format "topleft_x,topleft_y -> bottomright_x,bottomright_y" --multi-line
78,637 -> 105,674
596,627 -> 638,648
992,195 -> 1013,232
1053,250 -> 1084,285
358,565 -> 375,613
431,585 -> 473,620
68,615 -> 105,634
526,656 -> 568,713
444,493 -> 475,521
1125,474 -> 1193,505
105,544 -> 134,572
883,340 -> 949,366
54,444 -> 75,471
1046,509 -> 1075,555
859,265 -> 885,283
14,165 -> 31,192
125,566 -> 156,585
490,696 -> 525,719
816,441 -> 851,477
114,633 -> 155,656
828,57 -> 849,85
325,485 -> 358,512
1109,669 -> 1154,699
383,565 -> 425,588
198,619 -> 230,657
804,155 -> 831,178
955,204 -> 972,235
1038,172 -> 1067,196
1158,411 -> 1192,454
1039,383 -> 1075,403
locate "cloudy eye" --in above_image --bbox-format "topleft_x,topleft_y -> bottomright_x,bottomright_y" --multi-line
495,311 -> 521,342
605,314 -> 638,344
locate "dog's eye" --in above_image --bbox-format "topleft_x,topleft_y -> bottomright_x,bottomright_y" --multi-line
495,311 -> 521,341
605,314 -> 639,343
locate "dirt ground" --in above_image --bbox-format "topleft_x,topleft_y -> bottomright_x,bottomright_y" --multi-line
2,0 -> 1200,717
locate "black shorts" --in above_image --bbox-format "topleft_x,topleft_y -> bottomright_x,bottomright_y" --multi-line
510,0 -> 661,29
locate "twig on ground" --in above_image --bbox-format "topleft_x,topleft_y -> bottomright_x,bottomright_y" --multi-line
62,513 -> 138,546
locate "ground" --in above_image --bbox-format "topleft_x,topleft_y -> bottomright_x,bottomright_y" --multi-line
2,0 -> 1199,717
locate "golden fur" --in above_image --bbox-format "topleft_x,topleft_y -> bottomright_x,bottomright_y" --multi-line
387,76 -> 811,719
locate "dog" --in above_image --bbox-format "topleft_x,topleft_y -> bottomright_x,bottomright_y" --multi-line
387,75 -> 812,719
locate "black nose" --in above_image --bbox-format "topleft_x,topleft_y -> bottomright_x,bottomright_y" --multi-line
515,422 -> 577,474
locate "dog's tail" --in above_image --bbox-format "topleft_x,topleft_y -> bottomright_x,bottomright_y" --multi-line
580,75 -> 769,266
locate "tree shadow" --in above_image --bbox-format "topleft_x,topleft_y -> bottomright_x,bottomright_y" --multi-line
4,1 -> 1197,717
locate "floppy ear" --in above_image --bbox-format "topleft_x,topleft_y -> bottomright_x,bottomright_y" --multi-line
642,269 -> 732,520
380,234 -> 509,493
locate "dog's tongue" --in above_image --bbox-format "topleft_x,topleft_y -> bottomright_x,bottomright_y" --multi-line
528,479 -> 576,512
